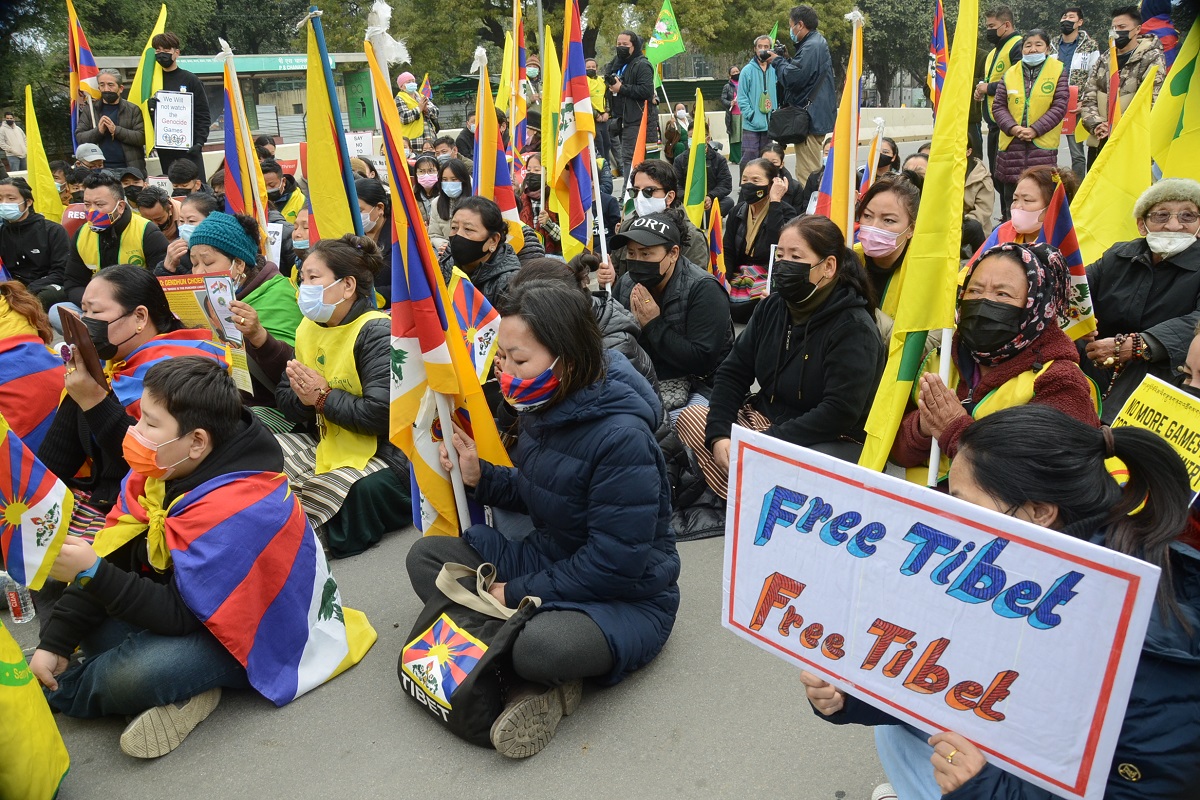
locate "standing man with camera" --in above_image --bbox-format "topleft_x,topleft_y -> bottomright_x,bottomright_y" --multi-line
764,5 -> 836,184
604,31 -> 655,183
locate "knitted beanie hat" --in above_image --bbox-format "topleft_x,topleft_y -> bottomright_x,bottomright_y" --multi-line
189,211 -> 259,266
1133,178 -> 1200,221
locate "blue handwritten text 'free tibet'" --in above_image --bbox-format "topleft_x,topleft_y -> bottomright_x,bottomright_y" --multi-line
754,485 -> 1084,630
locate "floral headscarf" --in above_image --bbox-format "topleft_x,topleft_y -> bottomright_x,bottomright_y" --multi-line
957,242 -> 1070,366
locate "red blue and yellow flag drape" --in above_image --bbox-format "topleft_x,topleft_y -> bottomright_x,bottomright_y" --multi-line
0,413 -> 72,592
66,0 -> 100,150
449,268 -> 500,384
473,49 -> 526,254
220,40 -> 270,241
368,40 -> 511,537
928,0 -> 949,118
304,7 -> 362,242
553,0 -> 596,261
0,335 -> 64,455
108,331 -> 231,418
1141,0 -> 1178,70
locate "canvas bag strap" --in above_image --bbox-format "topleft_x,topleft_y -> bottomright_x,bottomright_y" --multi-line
435,562 -> 541,620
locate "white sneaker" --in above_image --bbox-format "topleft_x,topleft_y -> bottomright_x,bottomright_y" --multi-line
871,784 -> 898,800
119,687 -> 222,758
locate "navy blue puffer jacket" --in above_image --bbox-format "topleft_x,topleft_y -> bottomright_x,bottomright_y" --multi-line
464,351 -> 681,684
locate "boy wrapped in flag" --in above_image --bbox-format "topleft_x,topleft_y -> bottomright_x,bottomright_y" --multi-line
30,357 -> 375,758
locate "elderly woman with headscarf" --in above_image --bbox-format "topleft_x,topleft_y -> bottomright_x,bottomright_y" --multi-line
1083,178 -> 1200,422
892,241 -> 1100,470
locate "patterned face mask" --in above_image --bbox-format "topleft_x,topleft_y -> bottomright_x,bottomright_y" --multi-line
498,358 -> 560,411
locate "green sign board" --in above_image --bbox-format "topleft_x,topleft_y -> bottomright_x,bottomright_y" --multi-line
177,53 -> 325,76
343,70 -> 376,131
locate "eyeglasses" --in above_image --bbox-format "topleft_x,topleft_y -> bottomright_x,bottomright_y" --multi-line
1145,210 -> 1200,225
626,186 -> 666,198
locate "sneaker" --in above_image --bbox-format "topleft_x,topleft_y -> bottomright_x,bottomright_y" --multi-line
871,784 -> 898,800
119,687 -> 222,759
490,680 -> 582,758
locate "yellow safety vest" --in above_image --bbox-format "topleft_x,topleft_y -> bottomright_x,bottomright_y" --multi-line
998,59 -> 1065,152
983,34 -> 1022,123
75,213 -> 154,273
394,92 -> 426,141
294,309 -> 390,474
278,189 -> 307,225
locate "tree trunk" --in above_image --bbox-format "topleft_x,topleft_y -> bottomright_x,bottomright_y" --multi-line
871,64 -> 893,107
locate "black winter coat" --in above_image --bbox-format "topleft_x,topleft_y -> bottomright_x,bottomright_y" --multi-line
723,198 -> 798,268
39,410 -> 282,658
602,53 -> 655,127
1083,238 -> 1200,422
593,292 -> 658,394
466,351 -> 680,684
0,212 -> 71,293
275,298 -> 406,475
671,147 -> 734,203
704,286 -> 884,449
614,258 -> 733,389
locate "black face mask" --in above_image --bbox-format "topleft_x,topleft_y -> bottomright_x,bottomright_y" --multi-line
739,183 -> 768,205
267,188 -> 282,201
124,186 -> 142,204
172,188 -> 191,198
626,258 -> 665,289
616,46 -> 632,61
4,120 -> 12,126
586,68 -> 598,78
82,314 -> 134,361
1059,20 -> 1077,35
70,191 -> 84,203
958,299 -> 1025,354
155,51 -> 175,67
1113,32 -> 1132,49
771,260 -> 815,303
450,234 -> 489,266
878,153 -> 895,169
985,29 -> 1002,45
101,91 -> 120,104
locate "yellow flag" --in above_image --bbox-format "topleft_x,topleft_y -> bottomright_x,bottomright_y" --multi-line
130,5 -> 167,157
683,89 -> 706,228
0,622 -> 69,800
23,86 -> 64,224
1072,65 -> 1158,266
496,31 -> 514,112
541,26 -> 562,214
829,13 -> 863,243
858,0 -> 977,471
1150,25 -> 1200,181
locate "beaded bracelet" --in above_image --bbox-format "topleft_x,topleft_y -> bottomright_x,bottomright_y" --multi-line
314,387 -> 332,416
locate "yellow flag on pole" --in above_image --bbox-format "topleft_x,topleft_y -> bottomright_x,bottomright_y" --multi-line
496,31 -> 514,112
131,4 -> 166,158
23,86 -> 64,224
1072,65 -> 1159,265
829,12 -> 863,244
1150,25 -> 1200,181
683,89 -> 707,228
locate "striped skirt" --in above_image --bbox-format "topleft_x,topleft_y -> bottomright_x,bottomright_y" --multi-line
675,403 -> 771,500
66,490 -> 110,542
276,432 -> 390,535
726,263 -> 768,306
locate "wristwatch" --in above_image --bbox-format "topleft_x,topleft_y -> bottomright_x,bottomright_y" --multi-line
75,557 -> 101,588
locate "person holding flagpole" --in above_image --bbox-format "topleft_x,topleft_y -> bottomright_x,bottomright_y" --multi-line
73,70 -> 145,175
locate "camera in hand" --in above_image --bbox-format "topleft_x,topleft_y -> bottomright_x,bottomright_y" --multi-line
604,74 -> 617,86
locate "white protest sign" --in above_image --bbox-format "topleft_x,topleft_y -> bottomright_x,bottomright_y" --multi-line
722,426 -> 1159,800
265,222 -> 284,267
345,131 -> 374,157
154,91 -> 194,151
147,176 -> 172,192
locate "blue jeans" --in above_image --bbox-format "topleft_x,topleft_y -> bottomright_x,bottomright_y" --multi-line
874,724 -> 942,800
44,618 -> 249,718
7,156 -> 26,171
48,301 -> 82,336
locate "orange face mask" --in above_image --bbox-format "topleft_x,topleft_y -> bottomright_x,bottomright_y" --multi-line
122,426 -> 189,480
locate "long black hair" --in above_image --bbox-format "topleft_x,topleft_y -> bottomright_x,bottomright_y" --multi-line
957,405 -> 1193,629
780,215 -> 876,315
94,264 -> 182,333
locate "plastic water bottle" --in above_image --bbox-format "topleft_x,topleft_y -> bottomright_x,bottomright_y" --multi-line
2,570 -> 35,624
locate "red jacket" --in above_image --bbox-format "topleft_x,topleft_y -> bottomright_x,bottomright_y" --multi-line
892,324 -> 1100,467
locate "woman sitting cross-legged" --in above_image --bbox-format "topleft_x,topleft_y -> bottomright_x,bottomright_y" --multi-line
407,279 -> 680,759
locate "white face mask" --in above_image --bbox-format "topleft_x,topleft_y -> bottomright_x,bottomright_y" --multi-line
361,210 -> 378,233
634,193 -> 668,217
297,278 -> 345,323
1146,231 -> 1198,258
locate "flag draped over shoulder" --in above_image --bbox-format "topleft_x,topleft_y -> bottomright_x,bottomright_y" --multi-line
1150,24 -> 1199,181
0,413 -> 71,592
221,40 -> 270,239
305,10 -> 361,242
1072,65 -> 1158,265
858,0 -> 977,472
66,0 -> 100,150
553,0 -> 596,261
24,86 -> 65,225
108,331 -> 231,418
928,0 -> 949,117
683,89 -> 706,228
368,40 -> 511,537
646,0 -> 686,66
0,332 -> 64,454
95,470 -> 375,706
131,4 -> 166,157
473,50 -> 525,254
828,11 -> 863,244
0,620 -> 69,800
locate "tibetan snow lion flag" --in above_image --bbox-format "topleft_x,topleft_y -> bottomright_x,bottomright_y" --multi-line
94,470 -> 376,706
0,413 -> 71,592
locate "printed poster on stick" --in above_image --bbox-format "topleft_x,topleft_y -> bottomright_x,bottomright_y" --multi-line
1112,374 -> 1200,493
158,273 -> 252,393
722,427 -> 1159,800
154,91 -> 194,151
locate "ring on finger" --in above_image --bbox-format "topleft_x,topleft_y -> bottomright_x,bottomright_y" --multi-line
946,748 -> 958,764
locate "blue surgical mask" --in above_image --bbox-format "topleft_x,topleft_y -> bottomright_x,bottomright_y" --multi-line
293,238 -> 310,250
405,82 -> 419,93
1022,52 -> 1047,66
177,222 -> 197,243
442,181 -> 463,198
790,26 -> 801,43
0,202 -> 24,222
297,278 -> 345,323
